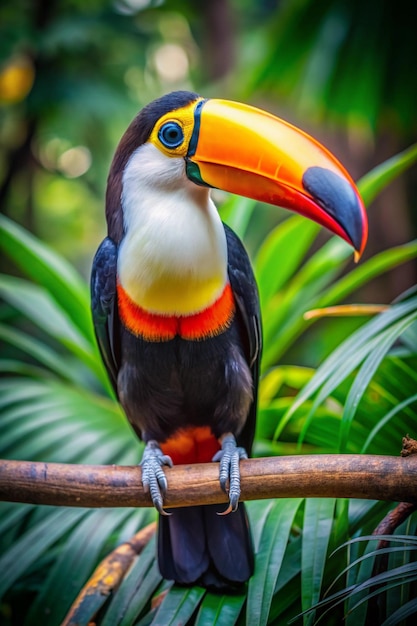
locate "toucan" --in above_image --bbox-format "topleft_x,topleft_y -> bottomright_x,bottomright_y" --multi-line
91,91 -> 367,590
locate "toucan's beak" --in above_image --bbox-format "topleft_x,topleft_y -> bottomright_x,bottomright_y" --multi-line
186,99 -> 367,259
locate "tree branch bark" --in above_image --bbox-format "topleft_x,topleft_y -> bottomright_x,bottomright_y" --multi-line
1,455 -> 417,509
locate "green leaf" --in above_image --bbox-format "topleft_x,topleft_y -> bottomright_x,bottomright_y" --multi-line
0,378 -> 47,409
279,297 -> 417,440
26,509 -> 138,626
0,377 -> 133,464
246,500 -> 275,553
301,499 -> 336,625
270,535 -> 302,619
346,562 -> 417,614
326,538 -> 378,626
0,508 -> 87,599
255,216 -> 318,305
219,196 -> 257,240
195,592 -> 245,626
362,393 -> 417,452
261,237 -> 351,367
0,359 -> 53,378
339,313 -> 417,451
298,545 -> 416,624
247,499 -> 302,626
0,503 -> 36,548
318,241 -> 417,308
0,323 -> 83,384
382,597 -> 417,625
0,274 -> 98,371
0,214 -> 92,340
358,142 -> 417,207
152,585 -> 206,626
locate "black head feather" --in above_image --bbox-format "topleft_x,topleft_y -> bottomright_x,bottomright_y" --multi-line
135,91 -> 200,145
106,91 -> 200,242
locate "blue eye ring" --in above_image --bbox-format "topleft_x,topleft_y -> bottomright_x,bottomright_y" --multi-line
158,122 -> 184,149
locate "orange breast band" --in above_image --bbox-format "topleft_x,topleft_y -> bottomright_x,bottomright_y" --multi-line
160,426 -> 220,465
117,282 -> 235,341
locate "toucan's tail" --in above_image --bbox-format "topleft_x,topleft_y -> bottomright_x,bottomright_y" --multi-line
157,503 -> 253,590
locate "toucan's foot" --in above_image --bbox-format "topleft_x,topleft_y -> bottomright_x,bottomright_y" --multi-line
140,440 -> 173,515
212,433 -> 248,514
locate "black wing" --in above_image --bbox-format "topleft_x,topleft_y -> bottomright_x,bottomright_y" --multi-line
90,237 -> 120,394
224,223 -> 262,455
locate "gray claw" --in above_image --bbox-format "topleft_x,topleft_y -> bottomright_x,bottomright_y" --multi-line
140,440 -> 173,515
212,433 -> 247,513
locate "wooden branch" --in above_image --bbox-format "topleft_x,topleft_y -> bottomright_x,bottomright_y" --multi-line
62,522 -> 157,626
1,455 -> 417,509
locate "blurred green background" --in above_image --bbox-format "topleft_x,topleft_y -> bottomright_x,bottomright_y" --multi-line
1,0 -> 416,299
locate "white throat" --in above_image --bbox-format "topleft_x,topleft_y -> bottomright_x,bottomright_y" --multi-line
118,143 -> 228,315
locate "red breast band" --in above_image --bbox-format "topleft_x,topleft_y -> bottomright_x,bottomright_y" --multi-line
117,282 -> 235,341
160,426 -> 220,464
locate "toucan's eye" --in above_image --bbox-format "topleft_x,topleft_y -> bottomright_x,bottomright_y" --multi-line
158,122 -> 184,149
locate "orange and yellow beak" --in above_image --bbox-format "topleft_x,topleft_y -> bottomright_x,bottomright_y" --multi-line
186,98 -> 367,259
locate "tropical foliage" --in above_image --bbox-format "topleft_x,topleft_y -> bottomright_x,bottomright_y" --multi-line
250,0 -> 417,135
1,144 -> 417,625
1,0 -> 417,624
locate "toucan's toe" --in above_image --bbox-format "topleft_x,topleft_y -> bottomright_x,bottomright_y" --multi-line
213,433 -> 247,514
140,440 -> 173,515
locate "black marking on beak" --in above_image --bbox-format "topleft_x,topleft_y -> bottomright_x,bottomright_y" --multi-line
302,166 -> 364,251
187,99 -> 206,158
